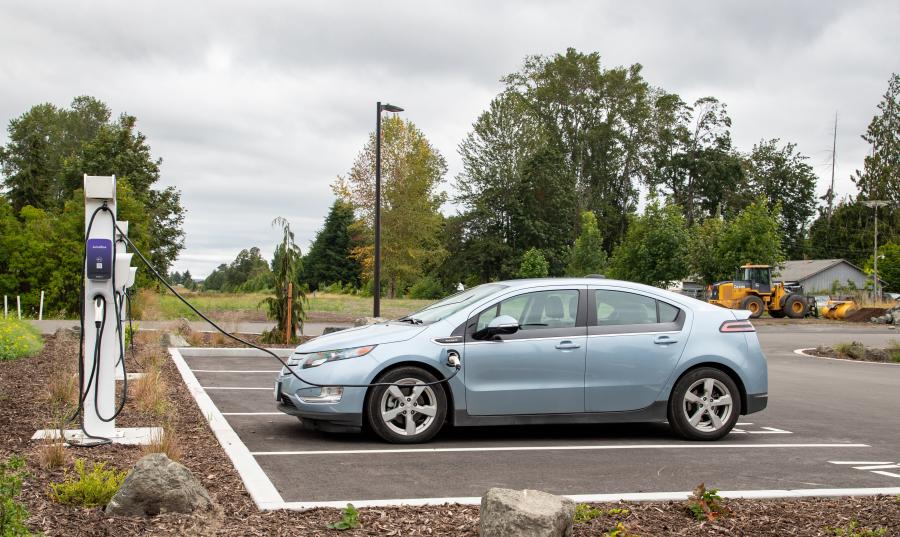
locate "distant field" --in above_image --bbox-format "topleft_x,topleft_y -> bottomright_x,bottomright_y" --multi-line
139,291 -> 433,323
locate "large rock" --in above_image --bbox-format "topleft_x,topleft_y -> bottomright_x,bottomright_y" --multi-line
160,332 -> 190,347
106,453 -> 215,517
480,488 -> 575,537
353,316 -> 387,327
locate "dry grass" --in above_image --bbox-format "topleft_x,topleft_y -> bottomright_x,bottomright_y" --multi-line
132,365 -> 170,417
186,331 -> 206,346
46,372 -> 78,409
38,412 -> 71,469
141,423 -> 183,461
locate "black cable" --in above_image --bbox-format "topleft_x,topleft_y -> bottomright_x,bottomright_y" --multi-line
113,222 -> 461,389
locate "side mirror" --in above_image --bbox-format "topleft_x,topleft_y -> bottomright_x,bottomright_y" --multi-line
475,315 -> 520,339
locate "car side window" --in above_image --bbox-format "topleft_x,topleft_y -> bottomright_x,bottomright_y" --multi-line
658,300 -> 680,323
476,289 -> 579,332
595,290 -> 657,325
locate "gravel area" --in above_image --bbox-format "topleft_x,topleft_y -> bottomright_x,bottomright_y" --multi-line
0,330 -> 897,536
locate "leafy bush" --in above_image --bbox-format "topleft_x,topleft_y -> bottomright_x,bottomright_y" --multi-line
124,321 -> 139,349
833,341 -> 867,360
518,248 -> 550,278
1,456 -> 36,536
0,318 -> 43,361
687,483 -> 729,521
50,459 -> 127,507
408,276 -> 445,300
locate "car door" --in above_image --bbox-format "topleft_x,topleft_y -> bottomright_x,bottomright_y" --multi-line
585,288 -> 689,412
464,287 -> 587,415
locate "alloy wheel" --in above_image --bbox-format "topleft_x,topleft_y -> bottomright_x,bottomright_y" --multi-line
682,378 -> 733,433
379,378 -> 438,436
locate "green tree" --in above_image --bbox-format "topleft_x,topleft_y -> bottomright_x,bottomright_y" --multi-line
853,73 -> 899,204
607,201 -> 690,287
261,218 -> 307,341
567,211 -> 607,276
334,116 -> 447,297
808,200 -> 899,267
203,248 -> 272,292
302,200 -> 362,290
864,242 -> 900,293
744,139 -> 818,259
517,248 -> 550,278
716,198 -> 784,271
688,215 -> 730,285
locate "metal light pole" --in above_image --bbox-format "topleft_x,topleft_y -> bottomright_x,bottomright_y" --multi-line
862,200 -> 888,299
374,101 -> 403,317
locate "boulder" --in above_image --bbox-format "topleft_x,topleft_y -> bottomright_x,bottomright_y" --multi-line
160,332 -> 190,347
353,316 -> 387,327
106,453 -> 215,517
480,488 -> 575,537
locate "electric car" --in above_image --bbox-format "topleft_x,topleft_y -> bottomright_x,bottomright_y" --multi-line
275,278 -> 768,444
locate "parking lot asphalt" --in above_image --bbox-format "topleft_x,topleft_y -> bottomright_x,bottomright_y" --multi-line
172,323 -> 900,507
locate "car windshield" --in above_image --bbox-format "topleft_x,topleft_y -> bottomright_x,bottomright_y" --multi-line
398,284 -> 507,324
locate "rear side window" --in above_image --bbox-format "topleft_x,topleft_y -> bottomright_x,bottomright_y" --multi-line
593,290 -> 682,326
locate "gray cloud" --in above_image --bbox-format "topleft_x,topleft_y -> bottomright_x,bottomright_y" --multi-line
1,0 -> 897,276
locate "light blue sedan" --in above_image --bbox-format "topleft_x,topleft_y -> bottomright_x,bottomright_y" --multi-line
275,278 -> 768,443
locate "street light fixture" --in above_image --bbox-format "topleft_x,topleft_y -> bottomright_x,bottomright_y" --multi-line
862,200 -> 889,299
374,102 -> 403,317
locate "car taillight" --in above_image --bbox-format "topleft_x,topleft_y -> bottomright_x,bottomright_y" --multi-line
720,320 -> 755,332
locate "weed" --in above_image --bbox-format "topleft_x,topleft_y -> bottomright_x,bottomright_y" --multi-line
687,482 -> 729,521
132,366 -> 170,417
141,425 -> 183,462
604,521 -> 639,537
888,340 -> 900,363
830,519 -> 887,536
124,322 -> 139,349
186,332 -> 206,346
46,372 -> 78,409
574,503 -> 603,524
1,456 -> 37,536
607,507 -> 630,516
327,503 -> 361,530
49,459 -> 127,507
38,440 -> 68,470
832,341 -> 866,360
0,318 -> 44,361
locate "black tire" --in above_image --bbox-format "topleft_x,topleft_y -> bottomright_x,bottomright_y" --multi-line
784,294 -> 806,319
740,295 -> 765,319
768,309 -> 787,318
668,367 -> 742,441
365,366 -> 447,444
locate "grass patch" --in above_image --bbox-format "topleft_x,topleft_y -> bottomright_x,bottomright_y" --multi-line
832,341 -> 867,360
132,366 -> 170,417
889,340 -> 900,363
0,318 -> 43,361
46,372 -> 78,409
147,291 -> 432,322
141,424 -> 183,462
49,459 -> 127,508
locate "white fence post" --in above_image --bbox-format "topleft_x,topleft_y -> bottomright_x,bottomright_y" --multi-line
17,296 -> 21,319
3,295 -> 6,318
39,291 -> 45,321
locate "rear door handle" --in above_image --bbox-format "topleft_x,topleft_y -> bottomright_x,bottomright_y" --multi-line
555,340 -> 581,350
653,335 -> 678,345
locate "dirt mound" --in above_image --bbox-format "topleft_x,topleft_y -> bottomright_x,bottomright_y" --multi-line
843,307 -> 887,322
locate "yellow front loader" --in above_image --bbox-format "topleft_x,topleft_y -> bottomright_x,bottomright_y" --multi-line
708,265 -> 807,319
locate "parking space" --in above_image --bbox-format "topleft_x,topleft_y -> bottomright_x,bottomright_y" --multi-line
170,324 -> 900,509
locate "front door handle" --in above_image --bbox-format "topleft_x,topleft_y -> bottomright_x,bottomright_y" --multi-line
555,340 -> 581,350
653,335 -> 678,345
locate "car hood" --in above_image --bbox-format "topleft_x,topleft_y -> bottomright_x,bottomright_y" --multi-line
295,322 -> 428,353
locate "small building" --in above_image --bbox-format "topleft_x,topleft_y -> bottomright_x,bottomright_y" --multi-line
775,259 -> 877,294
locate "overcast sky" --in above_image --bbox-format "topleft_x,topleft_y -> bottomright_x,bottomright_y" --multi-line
1,1 -> 897,277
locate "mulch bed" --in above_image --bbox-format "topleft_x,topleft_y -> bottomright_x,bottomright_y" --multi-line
1,331 -> 898,536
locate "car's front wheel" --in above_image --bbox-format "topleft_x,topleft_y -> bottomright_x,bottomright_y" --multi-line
668,367 -> 741,440
366,366 -> 447,444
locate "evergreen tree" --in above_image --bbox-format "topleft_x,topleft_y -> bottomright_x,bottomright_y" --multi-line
567,211 -> 607,276
302,200 -> 362,290
853,73 -> 899,203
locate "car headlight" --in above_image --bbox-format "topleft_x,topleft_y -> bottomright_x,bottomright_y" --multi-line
290,345 -> 377,369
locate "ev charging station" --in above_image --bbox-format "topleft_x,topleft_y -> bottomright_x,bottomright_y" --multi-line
33,175 -> 160,446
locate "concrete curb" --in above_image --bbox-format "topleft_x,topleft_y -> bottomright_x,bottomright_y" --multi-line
793,348 -> 900,366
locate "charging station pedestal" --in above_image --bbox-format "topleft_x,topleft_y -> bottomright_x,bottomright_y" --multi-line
33,175 -> 160,446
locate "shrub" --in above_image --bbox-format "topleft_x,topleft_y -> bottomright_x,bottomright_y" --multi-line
833,341 -> 866,360
50,459 -> 127,507
408,276 -> 445,300
889,340 -> 900,363
0,318 -> 44,361
829,519 -> 887,536
124,322 -> 139,349
1,456 -> 36,536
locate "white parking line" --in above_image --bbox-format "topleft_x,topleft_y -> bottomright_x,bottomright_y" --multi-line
223,412 -> 284,416
251,443 -> 870,456
829,460 -> 900,481
871,471 -> 900,479
829,461 -> 893,465
853,464 -> 900,470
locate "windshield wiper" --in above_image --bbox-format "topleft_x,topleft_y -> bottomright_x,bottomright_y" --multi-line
396,317 -> 424,325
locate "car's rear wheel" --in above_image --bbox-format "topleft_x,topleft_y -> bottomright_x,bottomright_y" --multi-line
366,366 -> 447,444
668,367 -> 741,440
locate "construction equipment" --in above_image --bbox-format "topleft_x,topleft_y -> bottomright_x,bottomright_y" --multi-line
708,264 -> 807,319
819,299 -> 859,320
